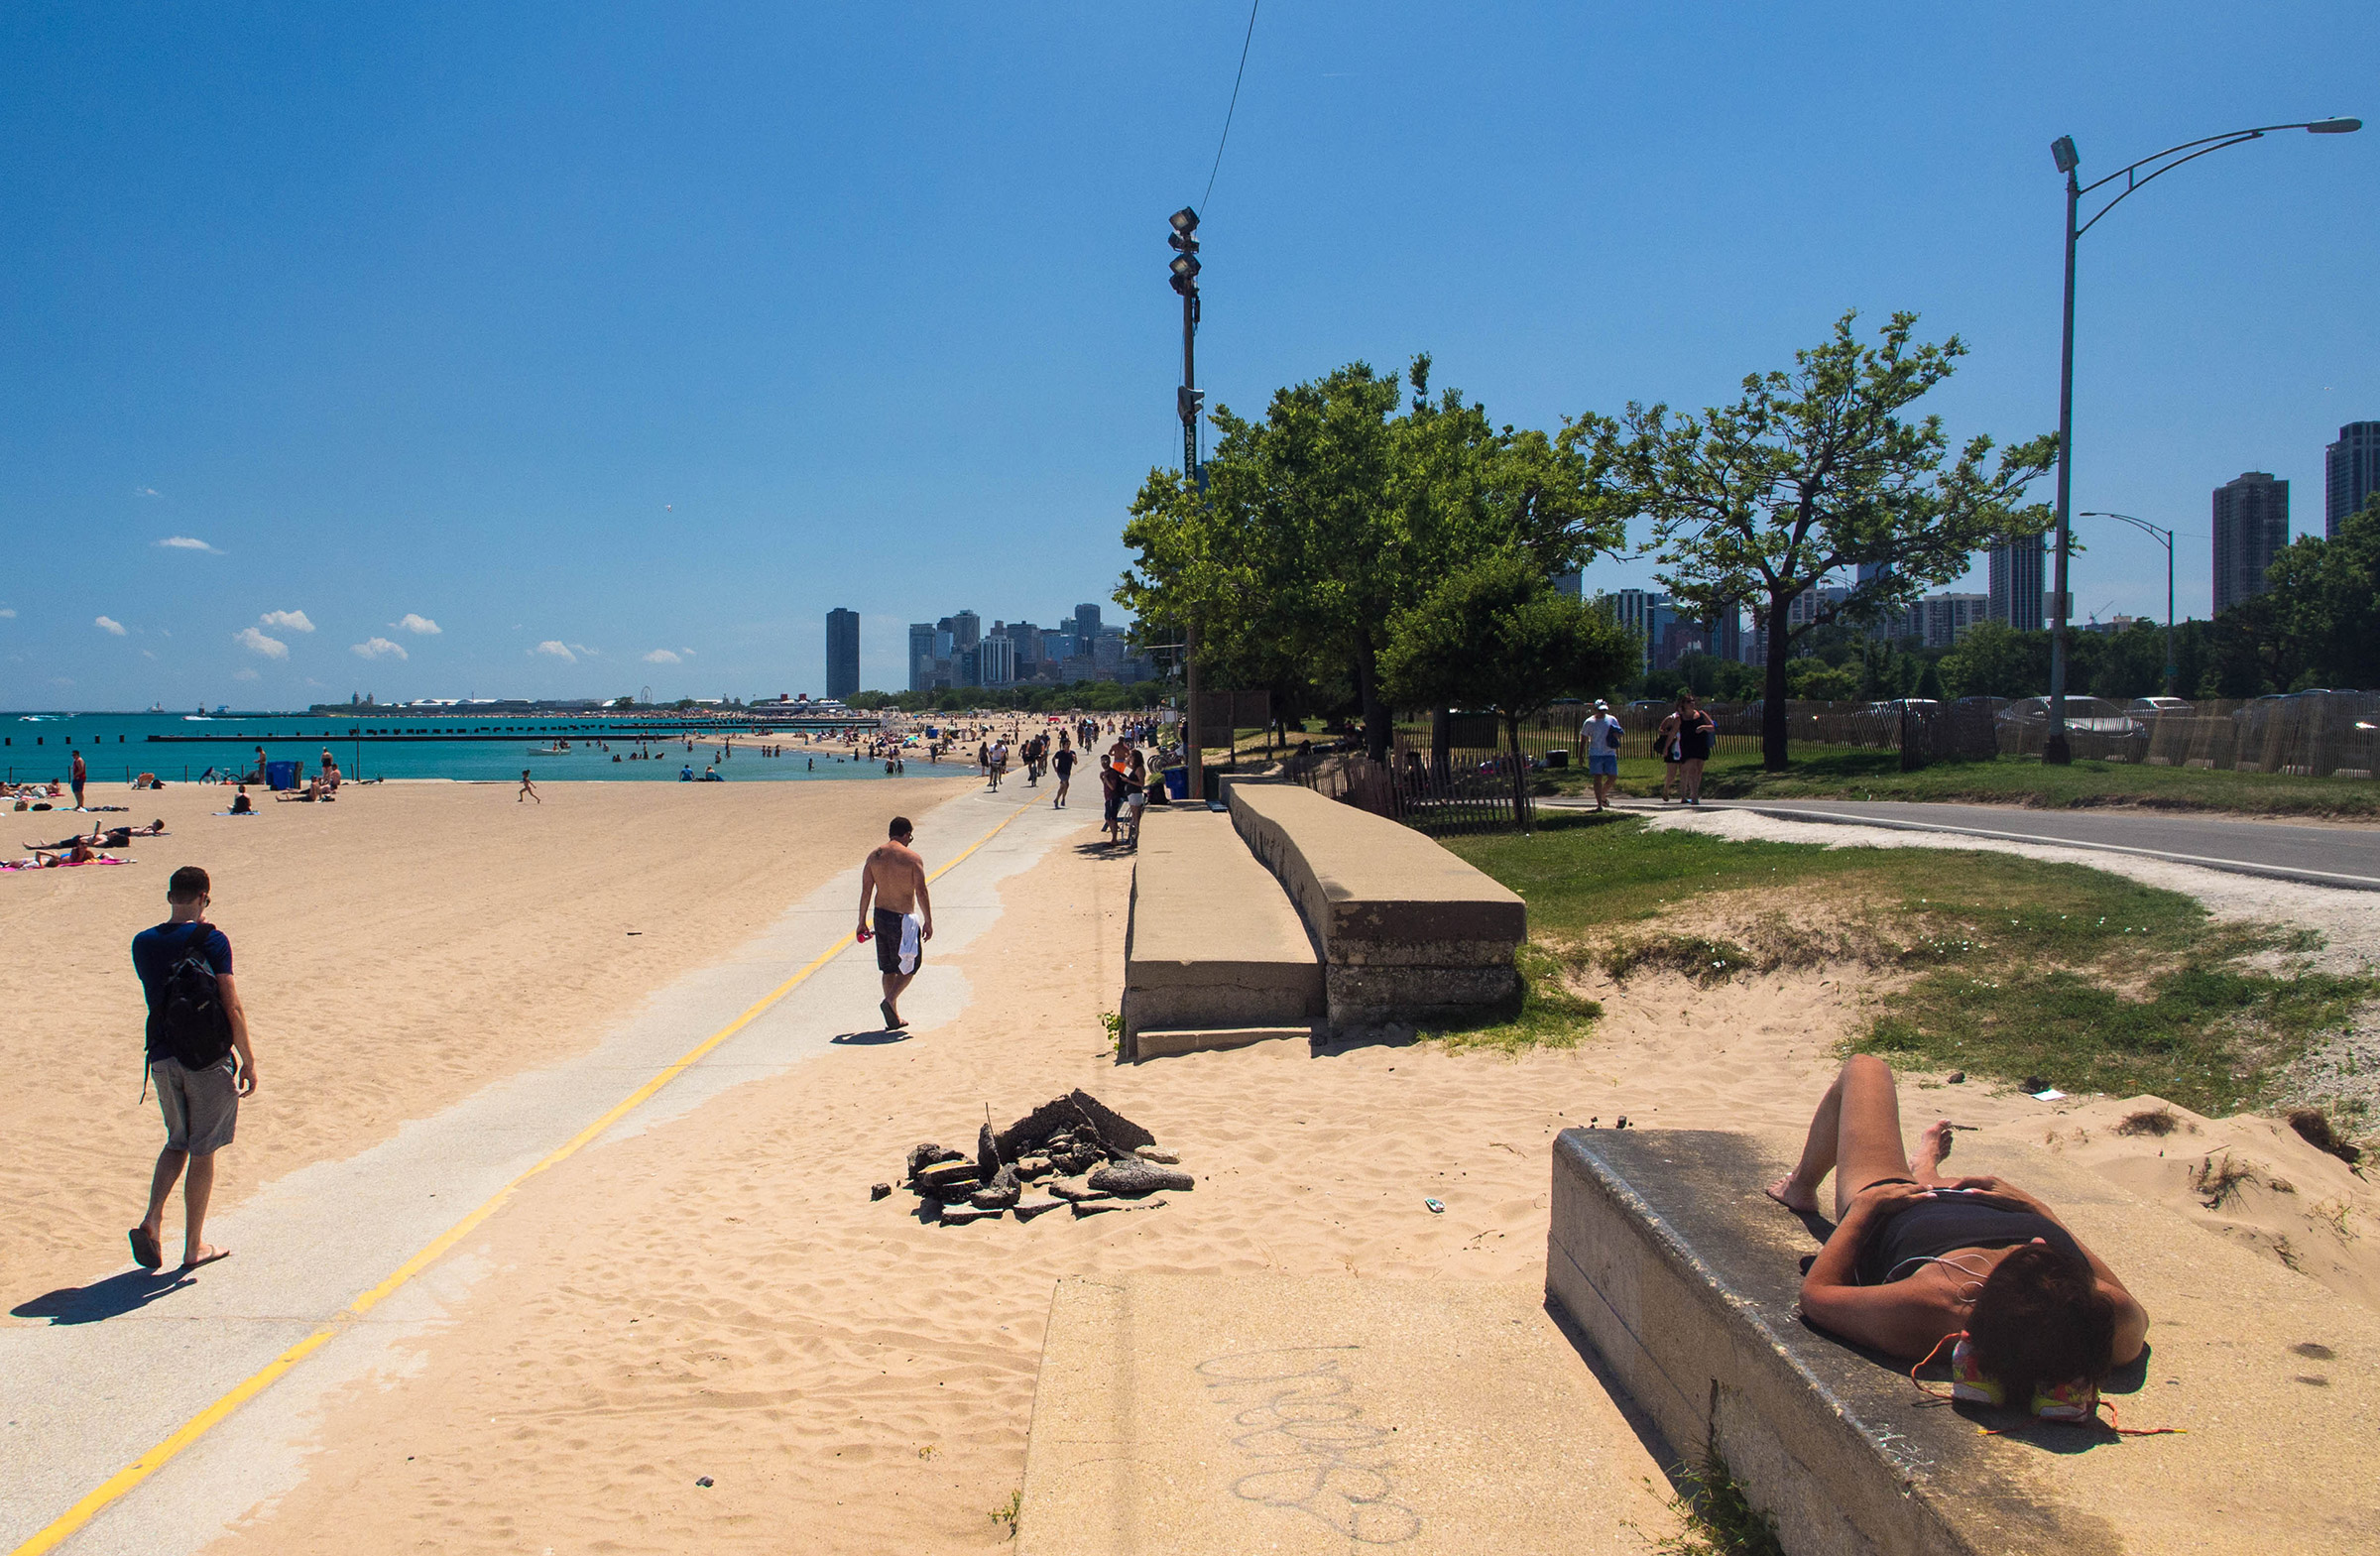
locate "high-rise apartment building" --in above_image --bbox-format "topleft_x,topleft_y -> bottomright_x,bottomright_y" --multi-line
1072,604 -> 1101,642
825,608 -> 860,700
2210,471 -> 2290,616
1905,592 -> 1988,650
1986,537 -> 2045,631
906,623 -> 938,693
978,633 -> 1015,686
2326,421 -> 2380,539
1600,589 -> 1674,673
948,610 -> 982,653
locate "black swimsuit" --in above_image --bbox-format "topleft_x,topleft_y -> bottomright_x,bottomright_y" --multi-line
1856,1193 -> 2085,1286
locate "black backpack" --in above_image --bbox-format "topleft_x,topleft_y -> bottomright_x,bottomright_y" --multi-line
159,922 -> 234,1070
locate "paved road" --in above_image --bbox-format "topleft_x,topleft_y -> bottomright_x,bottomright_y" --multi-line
1,783 -> 1077,1556
1684,798 -> 2380,892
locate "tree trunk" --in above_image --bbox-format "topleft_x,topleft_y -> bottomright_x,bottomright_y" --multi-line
1763,593 -> 1792,771
1505,711 -> 1530,829
1355,636 -> 1390,764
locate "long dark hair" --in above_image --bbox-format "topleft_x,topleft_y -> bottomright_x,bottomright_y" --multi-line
1966,1243 -> 2115,1399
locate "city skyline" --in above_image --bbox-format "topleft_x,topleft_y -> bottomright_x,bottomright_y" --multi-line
1,6 -> 2370,707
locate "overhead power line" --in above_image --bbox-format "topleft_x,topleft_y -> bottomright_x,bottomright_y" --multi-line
1200,0 -> 1261,212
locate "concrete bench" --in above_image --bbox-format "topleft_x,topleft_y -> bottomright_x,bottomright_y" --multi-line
1225,779 -> 1524,1029
1546,1128 -> 2380,1555
1121,806 -> 1323,1060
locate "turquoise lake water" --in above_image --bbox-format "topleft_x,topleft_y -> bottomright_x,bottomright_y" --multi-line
3,711 -> 962,785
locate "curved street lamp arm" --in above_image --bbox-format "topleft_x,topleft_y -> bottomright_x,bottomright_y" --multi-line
2080,510 -> 2173,548
2076,121 -> 2348,237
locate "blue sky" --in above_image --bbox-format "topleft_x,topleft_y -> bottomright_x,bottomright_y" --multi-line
2,3 -> 2371,708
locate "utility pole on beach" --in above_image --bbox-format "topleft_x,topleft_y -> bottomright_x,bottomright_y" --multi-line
1168,205 -> 1206,801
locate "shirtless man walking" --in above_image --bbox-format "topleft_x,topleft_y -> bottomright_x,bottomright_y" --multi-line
856,815 -> 934,1030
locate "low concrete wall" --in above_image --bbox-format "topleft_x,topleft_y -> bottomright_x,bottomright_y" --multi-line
1225,779 -> 1523,1029
1546,1128 -> 2380,1556
1121,806 -> 1322,1056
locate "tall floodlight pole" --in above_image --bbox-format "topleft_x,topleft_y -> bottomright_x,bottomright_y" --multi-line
2041,115 -> 2360,764
1168,205 -> 1206,801
2081,512 -> 2176,694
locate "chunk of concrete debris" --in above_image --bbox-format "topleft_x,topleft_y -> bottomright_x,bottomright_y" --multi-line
938,1204 -> 1006,1226
1090,1159 -> 1194,1197
971,1164 -> 1022,1210
905,1141 -> 962,1183
1073,1197 -> 1166,1218
1133,1145 -> 1181,1165
1015,1155 -> 1053,1180
870,1182 -> 892,1201
977,1122 -> 1003,1181
1045,1177 -> 1111,1203
915,1159 -> 981,1198
994,1090 -> 1158,1161
1012,1195 -> 1067,1222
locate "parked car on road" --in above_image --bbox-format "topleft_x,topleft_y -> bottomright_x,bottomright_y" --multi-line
1996,695 -> 2141,735
2127,696 -> 2193,717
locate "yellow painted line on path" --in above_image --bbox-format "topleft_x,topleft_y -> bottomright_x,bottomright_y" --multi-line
12,798 -> 1031,1556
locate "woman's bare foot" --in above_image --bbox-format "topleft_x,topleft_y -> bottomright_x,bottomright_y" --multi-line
1913,1120 -> 1955,1182
178,1244 -> 230,1271
1764,1174 -> 1820,1214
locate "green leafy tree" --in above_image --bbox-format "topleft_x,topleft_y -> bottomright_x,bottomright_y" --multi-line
1120,357 -> 1623,763
1377,550 -> 1640,823
1588,311 -> 2057,769
1937,621 -> 2050,699
2261,497 -> 2380,689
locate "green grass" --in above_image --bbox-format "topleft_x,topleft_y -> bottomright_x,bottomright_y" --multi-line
1442,814 -> 2373,1116
1649,1442 -> 1785,1556
1543,747 -> 2380,818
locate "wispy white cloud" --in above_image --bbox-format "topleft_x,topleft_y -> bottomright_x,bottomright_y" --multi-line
532,640 -> 576,662
641,649 -> 681,664
235,626 -> 290,659
142,649 -> 157,659
679,647 -> 696,658
0,608 -> 17,619
136,487 -> 162,498
260,609 -> 315,633
352,637 -> 408,660
95,615 -> 127,636
570,643 -> 599,658
156,536 -> 221,553
393,613 -> 440,636
234,667 -> 259,681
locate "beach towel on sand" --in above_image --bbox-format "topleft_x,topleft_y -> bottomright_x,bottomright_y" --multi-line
897,911 -> 922,976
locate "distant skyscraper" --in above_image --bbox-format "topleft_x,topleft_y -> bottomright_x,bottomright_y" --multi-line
1600,589 -> 1674,673
825,608 -> 861,700
1072,603 -> 1101,642
978,633 -> 1015,686
2211,471 -> 2290,616
1986,537 -> 2045,630
1553,568 -> 1584,599
1906,592 -> 1988,650
948,610 -> 982,653
906,623 -> 937,693
2327,421 -> 2379,539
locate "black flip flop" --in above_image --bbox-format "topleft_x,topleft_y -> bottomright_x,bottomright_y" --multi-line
128,1227 -> 162,1270
880,1000 -> 906,1030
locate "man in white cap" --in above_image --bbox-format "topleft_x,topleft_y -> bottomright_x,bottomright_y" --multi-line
1581,699 -> 1623,811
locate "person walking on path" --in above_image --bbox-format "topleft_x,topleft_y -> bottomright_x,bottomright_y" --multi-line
1052,740 -> 1076,808
1580,699 -> 1623,810
1675,690 -> 1717,805
856,815 -> 933,1030
519,769 -> 541,803
128,866 -> 257,1272
1655,702 -> 1684,802
70,749 -> 87,809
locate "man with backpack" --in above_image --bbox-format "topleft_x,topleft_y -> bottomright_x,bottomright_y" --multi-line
128,865 -> 257,1272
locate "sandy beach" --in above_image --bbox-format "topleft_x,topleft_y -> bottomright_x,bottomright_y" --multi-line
0,774 -> 972,1301
188,798 -> 2380,1554
8,781 -> 2375,1554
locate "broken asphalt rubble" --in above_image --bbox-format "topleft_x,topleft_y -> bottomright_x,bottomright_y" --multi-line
895,1090 -> 1193,1225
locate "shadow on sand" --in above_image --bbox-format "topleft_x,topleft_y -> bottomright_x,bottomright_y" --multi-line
831,1029 -> 913,1046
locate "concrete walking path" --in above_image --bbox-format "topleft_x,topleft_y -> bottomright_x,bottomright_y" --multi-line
1,783 -> 1082,1556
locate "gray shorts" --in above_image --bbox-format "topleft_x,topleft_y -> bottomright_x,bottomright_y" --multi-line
152,1056 -> 239,1155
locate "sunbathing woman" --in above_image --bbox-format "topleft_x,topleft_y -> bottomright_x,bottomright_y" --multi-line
1771,1056 -> 2148,1403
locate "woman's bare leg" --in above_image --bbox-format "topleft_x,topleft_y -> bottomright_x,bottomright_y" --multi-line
1766,1055 -> 1914,1218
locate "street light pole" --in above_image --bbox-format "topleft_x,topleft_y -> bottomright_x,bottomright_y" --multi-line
1167,206 -> 1206,802
2041,115 -> 2358,765
2081,511 -> 2177,695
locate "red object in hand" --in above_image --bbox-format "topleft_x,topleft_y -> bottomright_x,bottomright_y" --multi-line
856,925 -> 873,942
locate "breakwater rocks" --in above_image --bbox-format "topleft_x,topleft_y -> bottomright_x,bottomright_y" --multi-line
895,1089 -> 1193,1226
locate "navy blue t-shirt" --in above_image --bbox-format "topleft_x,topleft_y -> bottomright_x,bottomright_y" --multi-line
131,919 -> 234,1061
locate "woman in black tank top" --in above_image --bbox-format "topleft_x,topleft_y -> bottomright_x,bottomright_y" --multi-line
1766,1058 -> 2149,1396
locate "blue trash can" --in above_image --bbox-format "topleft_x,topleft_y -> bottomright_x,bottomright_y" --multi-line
1163,767 -> 1188,800
265,760 -> 300,791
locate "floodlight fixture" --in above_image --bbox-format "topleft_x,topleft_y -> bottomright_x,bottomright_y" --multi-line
1169,253 -> 1201,281
2050,135 -> 2080,175
2308,117 -> 2362,133
1168,206 -> 1200,234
